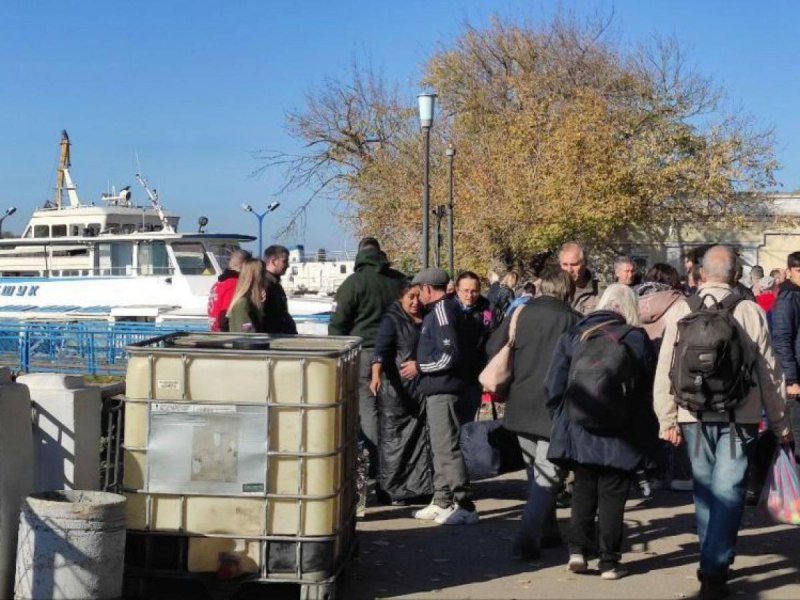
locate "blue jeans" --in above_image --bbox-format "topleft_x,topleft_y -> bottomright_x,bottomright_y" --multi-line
681,422 -> 758,577
516,434 -> 565,547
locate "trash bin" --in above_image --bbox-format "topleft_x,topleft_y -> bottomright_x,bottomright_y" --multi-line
14,491 -> 126,600
115,332 -> 361,599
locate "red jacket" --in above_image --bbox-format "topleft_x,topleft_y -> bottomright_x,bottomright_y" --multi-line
208,270 -> 239,331
757,291 -> 777,314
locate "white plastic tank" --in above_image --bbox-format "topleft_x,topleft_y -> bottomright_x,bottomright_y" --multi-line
18,374 -> 101,492
0,367 -> 34,599
14,491 -> 126,600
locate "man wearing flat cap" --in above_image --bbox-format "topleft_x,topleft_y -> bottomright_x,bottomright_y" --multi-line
411,267 -> 479,526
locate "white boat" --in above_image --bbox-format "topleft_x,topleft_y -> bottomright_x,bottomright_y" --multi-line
0,131 -> 333,332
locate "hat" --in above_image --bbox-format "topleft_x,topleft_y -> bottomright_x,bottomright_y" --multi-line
760,275 -> 776,290
412,267 -> 450,287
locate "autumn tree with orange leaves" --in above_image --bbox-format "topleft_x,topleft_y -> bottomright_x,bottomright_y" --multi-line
260,14 -> 777,275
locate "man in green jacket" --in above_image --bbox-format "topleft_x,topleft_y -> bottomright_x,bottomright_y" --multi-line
329,237 -> 405,476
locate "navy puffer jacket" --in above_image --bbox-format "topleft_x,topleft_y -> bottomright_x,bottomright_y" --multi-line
772,280 -> 800,385
545,311 -> 659,472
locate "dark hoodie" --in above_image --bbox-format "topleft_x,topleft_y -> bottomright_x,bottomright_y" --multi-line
328,248 -> 405,347
772,279 -> 800,384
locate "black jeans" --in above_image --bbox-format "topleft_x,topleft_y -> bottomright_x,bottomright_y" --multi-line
569,463 -> 630,568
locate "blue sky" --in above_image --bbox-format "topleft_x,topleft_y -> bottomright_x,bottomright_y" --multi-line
3,1 -> 800,252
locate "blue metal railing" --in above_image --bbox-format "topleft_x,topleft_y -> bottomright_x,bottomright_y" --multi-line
0,314 -> 332,376
0,321 -> 208,375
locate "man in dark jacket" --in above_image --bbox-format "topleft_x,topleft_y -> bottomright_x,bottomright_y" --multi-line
329,238 -> 405,474
412,267 -> 478,526
486,266 -> 581,559
453,271 -> 493,424
770,250 -> 800,459
263,245 -> 297,334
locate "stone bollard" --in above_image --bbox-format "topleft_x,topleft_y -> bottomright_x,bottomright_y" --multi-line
0,368 -> 34,599
14,491 -> 126,600
18,374 -> 101,492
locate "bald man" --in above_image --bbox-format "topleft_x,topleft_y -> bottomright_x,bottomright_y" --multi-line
559,242 -> 598,315
654,245 -> 792,598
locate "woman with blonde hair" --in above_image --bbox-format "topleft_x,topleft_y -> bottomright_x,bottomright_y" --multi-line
545,283 -> 657,580
227,258 -> 268,333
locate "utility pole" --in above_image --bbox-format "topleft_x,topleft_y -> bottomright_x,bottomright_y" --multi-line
446,146 -> 456,277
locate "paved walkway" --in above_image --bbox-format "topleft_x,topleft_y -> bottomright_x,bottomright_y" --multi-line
339,472 -> 800,599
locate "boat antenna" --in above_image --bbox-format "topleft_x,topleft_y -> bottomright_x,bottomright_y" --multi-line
135,155 -> 175,234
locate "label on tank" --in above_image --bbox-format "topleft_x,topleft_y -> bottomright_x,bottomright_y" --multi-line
147,403 -> 267,495
157,379 -> 180,390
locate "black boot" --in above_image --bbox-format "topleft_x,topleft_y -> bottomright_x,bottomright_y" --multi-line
697,570 -> 730,600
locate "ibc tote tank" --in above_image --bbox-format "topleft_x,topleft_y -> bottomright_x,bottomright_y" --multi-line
117,333 -> 361,592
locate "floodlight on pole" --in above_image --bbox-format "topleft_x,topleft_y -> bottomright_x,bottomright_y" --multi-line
242,202 -> 281,257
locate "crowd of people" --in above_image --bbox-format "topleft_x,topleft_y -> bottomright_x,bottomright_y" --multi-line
326,237 -> 798,600
206,236 -> 799,600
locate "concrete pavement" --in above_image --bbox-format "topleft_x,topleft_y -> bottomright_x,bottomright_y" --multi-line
339,472 -> 800,599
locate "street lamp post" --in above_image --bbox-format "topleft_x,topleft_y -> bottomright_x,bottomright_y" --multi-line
418,93 -> 437,268
446,147 -> 455,277
432,205 -> 447,268
0,207 -> 17,238
241,202 -> 280,257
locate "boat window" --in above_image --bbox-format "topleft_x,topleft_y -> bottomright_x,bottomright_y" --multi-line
171,242 -> 214,275
97,242 -> 134,276
70,225 -> 82,236
86,223 -> 101,236
340,265 -> 347,274
206,243 -> 240,272
104,223 -> 120,233
138,241 -> 172,275
33,225 -> 49,238
23,227 -> 32,238
52,225 -> 67,238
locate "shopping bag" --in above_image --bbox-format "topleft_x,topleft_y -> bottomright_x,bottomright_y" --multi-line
760,446 -> 800,526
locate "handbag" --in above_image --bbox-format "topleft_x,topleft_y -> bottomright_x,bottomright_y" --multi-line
479,305 -> 524,397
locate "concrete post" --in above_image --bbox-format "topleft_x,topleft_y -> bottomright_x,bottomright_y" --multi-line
18,374 -> 101,492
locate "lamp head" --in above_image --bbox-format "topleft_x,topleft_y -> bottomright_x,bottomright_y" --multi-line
241,204 -> 253,213
417,93 -> 437,129
268,202 -> 280,212
5,207 -> 16,216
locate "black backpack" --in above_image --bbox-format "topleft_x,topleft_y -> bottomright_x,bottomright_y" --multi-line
565,321 -> 638,434
669,294 -> 753,414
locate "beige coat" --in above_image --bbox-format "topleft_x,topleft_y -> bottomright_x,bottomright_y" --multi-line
654,282 -> 790,437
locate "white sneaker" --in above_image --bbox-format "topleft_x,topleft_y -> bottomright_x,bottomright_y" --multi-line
414,503 -> 446,521
670,479 -> 694,491
601,566 -> 627,580
568,554 -> 588,573
434,505 -> 479,525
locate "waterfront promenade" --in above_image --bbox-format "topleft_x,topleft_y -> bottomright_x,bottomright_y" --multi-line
340,471 -> 800,600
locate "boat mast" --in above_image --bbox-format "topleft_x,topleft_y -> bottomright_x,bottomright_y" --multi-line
136,172 -> 175,233
54,130 -> 71,208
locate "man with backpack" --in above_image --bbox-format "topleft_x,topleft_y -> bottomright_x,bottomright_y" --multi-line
654,245 -> 793,600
